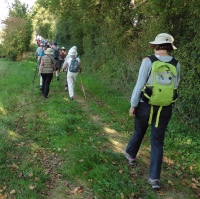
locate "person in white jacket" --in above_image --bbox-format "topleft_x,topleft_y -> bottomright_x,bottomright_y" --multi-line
62,48 -> 82,100
63,46 -> 79,91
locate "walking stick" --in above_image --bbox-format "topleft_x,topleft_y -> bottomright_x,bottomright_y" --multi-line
33,63 -> 38,83
80,73 -> 86,99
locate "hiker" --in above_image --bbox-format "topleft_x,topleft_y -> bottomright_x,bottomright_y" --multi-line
59,47 -> 67,71
62,48 -> 82,100
39,48 -> 56,99
35,43 -> 45,90
125,33 -> 180,190
63,46 -> 78,91
35,43 -> 44,60
37,45 -> 48,90
52,42 -> 60,80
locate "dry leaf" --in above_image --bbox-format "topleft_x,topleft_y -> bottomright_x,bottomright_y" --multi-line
192,178 -> 198,184
28,173 -> 33,178
131,192 -> 135,197
34,177 -> 40,181
29,185 -> 35,190
0,193 -> 8,199
168,180 -> 174,186
10,190 -> 16,194
0,187 -> 6,193
70,186 -> 83,194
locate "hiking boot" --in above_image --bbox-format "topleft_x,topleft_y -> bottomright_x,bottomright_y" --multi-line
148,178 -> 160,189
124,152 -> 136,166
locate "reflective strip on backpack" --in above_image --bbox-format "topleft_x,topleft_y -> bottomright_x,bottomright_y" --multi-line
148,105 -> 154,126
148,105 -> 163,128
155,106 -> 163,128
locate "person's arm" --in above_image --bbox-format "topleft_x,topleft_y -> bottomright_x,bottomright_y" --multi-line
38,59 -> 44,75
52,59 -> 56,73
38,55 -> 41,62
129,107 -> 136,116
62,62 -> 68,71
175,62 -> 181,88
129,58 -> 151,114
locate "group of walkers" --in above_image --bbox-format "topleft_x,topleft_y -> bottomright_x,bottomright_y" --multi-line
35,33 -> 181,191
35,41 -> 82,100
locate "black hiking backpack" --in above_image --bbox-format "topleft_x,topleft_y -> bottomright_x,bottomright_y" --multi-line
53,48 -> 59,59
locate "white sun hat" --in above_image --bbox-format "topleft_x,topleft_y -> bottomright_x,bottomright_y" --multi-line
45,48 -> 53,55
68,49 -> 77,56
149,33 -> 177,50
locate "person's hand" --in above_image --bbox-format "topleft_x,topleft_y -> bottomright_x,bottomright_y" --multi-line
129,107 -> 136,116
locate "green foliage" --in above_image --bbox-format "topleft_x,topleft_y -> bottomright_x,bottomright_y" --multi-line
0,0 -> 33,60
34,0 -> 200,129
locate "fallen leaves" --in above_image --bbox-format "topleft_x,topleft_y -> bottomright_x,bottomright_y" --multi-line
29,185 -> 36,190
63,181 -> 85,195
0,186 -> 7,199
70,186 -> 84,194
191,178 -> 200,197
9,190 -> 16,194
168,180 -> 174,186
0,193 -> 7,199
0,187 -> 6,193
119,170 -> 124,174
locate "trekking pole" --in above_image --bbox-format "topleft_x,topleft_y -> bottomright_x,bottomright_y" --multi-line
33,63 -> 38,84
80,73 -> 86,99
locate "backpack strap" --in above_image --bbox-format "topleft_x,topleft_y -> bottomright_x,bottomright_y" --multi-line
147,55 -> 159,63
148,54 -> 178,66
148,106 -> 163,128
46,55 -> 54,65
146,55 -> 158,81
168,57 -> 178,67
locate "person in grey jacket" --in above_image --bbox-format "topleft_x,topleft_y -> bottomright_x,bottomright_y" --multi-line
125,33 -> 180,190
39,48 -> 56,99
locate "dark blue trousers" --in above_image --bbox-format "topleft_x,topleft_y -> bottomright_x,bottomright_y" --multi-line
126,102 -> 172,179
41,73 -> 53,98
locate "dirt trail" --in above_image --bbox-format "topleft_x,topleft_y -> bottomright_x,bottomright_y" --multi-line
47,93 -> 198,199
75,94 -> 197,199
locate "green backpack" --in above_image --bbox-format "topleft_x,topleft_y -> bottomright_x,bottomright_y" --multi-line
141,55 -> 178,127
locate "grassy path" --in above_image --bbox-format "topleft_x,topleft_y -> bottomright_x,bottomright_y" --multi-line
0,54 -> 199,199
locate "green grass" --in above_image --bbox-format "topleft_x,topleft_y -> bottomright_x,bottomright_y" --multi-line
0,51 -> 199,199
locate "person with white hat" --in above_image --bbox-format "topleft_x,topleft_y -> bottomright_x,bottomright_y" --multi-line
62,46 -> 79,91
125,33 -> 181,189
62,48 -> 82,100
39,48 -> 56,99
